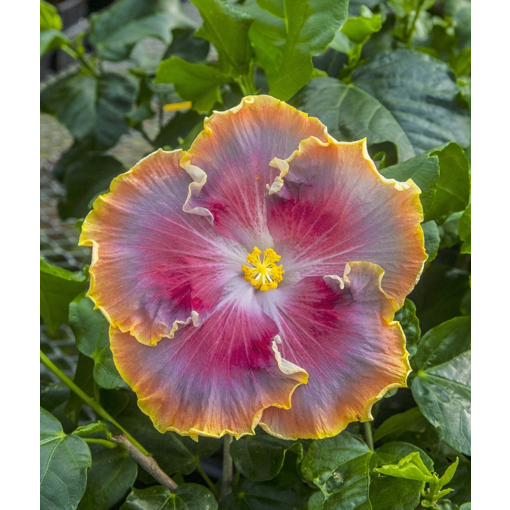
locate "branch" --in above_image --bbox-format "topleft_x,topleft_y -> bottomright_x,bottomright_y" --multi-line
111,435 -> 178,492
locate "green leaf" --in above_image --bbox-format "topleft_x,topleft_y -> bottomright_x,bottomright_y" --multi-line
241,0 -> 349,100
121,484 -> 218,510
412,316 -> 471,372
458,205 -> 471,254
427,143 -> 471,221
41,0 -> 62,31
410,265 -> 470,333
154,110 -> 205,150
449,49 -> 471,78
58,153 -> 125,220
302,433 -> 433,510
439,458 -> 459,489
155,57 -> 229,114
298,77 -> 415,162
459,503 -> 471,510
373,407 -> 427,442
381,142 -> 470,222
41,71 -> 137,150
191,0 -> 253,75
341,6 -> 382,45
89,0 -> 192,61
438,211 -> 462,248
41,29 -> 70,57
422,221 -> 440,263
395,299 -> 421,358
230,434 -> 301,481
40,408 -> 92,510
353,50 -> 470,154
434,443 -> 470,506
162,28 -> 210,63
72,421 -> 109,437
222,451 -> 313,510
412,317 -> 471,455
78,446 -> 137,510
40,258 -> 88,334
381,151 -> 439,218
115,397 -> 222,478
368,442 -> 434,510
375,451 -> 434,482
69,293 -> 127,390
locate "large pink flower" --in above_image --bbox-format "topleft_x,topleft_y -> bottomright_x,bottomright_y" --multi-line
79,95 -> 426,440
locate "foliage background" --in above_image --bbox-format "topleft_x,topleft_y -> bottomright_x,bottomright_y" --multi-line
39,1 -> 472,509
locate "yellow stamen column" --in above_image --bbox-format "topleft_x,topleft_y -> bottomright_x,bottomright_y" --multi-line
241,247 -> 285,292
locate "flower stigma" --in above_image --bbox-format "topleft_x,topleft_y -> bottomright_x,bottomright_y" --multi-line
242,247 -> 285,292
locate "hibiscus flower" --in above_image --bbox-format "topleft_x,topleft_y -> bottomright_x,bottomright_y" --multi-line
79,95 -> 426,440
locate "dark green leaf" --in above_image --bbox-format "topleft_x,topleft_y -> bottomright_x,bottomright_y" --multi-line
58,154 -> 125,219
241,0 -> 349,100
438,211 -> 462,248
154,110 -> 205,149
191,0 -> 253,75
302,433 -> 432,510
380,151 -> 439,218
422,221 -> 440,263
40,381 -> 71,413
121,484 -> 218,510
341,6 -> 382,45
41,71 -> 137,151
41,0 -> 62,30
427,144 -> 470,221
230,434 -> 301,482
353,50 -> 470,154
412,317 -> 471,455
381,142 -> 470,222
459,505 -> 471,510
222,452 -> 312,510
409,265 -> 470,333
444,0 -> 471,49
78,446 -> 137,510
155,57 -> 229,114
69,293 -> 127,390
40,408 -> 92,510
299,77 -> 414,161
64,353 -> 95,426
395,299 -> 421,358
458,205 -> 471,254
368,442 -> 434,510
40,258 -> 88,334
163,28 -> 210,63
373,407 -> 427,442
412,316 -> 471,372
89,0 -> 192,61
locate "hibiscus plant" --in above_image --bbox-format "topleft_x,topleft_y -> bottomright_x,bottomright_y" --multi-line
40,1 -> 471,509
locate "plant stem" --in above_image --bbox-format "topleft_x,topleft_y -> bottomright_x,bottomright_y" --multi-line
81,437 -> 118,449
111,435 -> 179,492
61,44 -> 99,78
40,350 -> 149,455
196,462 -> 220,499
364,422 -> 374,450
220,435 -> 234,500
406,0 -> 426,47
236,62 -> 258,96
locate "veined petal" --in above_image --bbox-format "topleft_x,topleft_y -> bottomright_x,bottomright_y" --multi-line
181,95 -> 328,248
79,149 -> 247,346
258,262 -> 410,440
267,137 -> 426,306
110,284 -> 308,439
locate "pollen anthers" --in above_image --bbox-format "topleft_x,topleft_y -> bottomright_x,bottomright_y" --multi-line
242,247 -> 285,292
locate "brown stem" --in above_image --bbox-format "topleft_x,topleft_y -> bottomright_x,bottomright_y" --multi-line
111,435 -> 178,492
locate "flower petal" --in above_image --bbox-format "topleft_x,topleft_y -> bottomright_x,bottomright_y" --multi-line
79,149 -> 247,346
257,262 -> 410,439
110,285 -> 308,439
267,137 -> 426,305
181,95 -> 328,248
